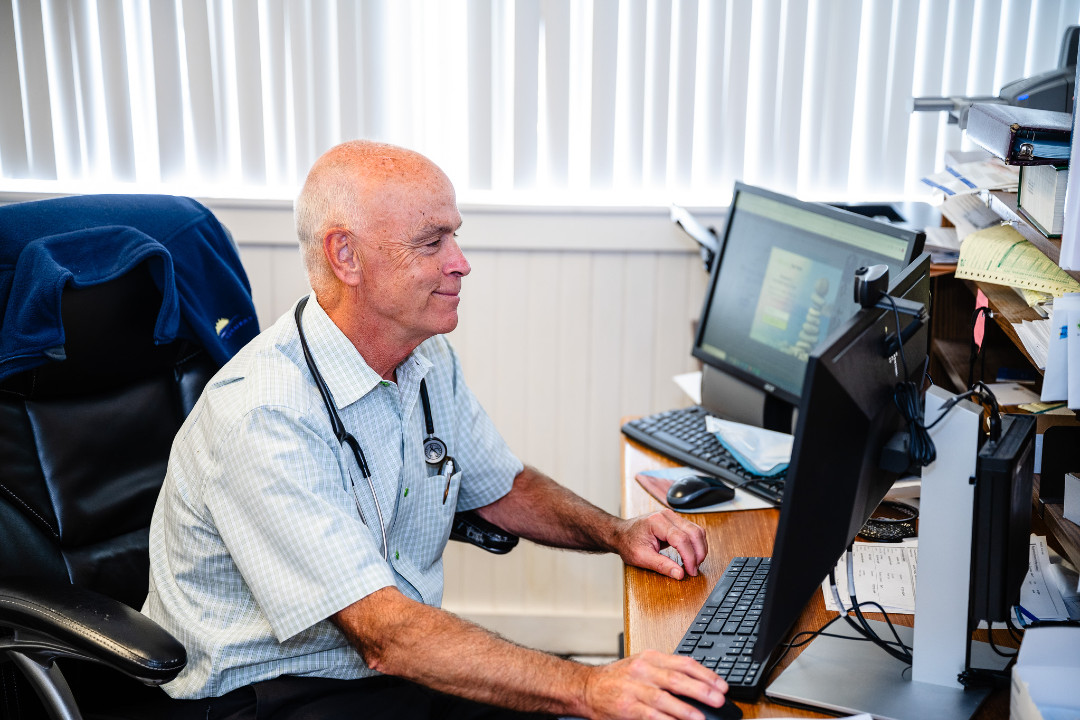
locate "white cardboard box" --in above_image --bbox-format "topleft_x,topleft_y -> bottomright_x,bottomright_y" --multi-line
1064,473 -> 1080,527
1010,626 -> 1080,720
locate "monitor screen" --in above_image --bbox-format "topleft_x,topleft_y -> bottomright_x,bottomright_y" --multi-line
754,253 -> 932,659
692,183 -> 924,408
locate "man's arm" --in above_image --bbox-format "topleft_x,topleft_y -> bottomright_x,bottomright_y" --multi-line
332,586 -> 729,720
473,465 -> 709,578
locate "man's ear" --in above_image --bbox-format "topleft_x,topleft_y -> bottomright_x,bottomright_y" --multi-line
323,229 -> 361,286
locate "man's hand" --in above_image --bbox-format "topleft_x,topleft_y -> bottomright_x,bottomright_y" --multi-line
473,468 -> 707,578
614,509 -> 708,578
580,650 -> 729,720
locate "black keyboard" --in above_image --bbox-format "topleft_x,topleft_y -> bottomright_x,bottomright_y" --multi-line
675,557 -> 773,700
621,407 -> 785,506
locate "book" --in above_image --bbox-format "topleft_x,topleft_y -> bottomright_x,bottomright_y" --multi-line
965,103 -> 1071,165
1018,164 -> 1068,237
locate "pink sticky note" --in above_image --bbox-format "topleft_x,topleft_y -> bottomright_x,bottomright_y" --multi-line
974,289 -> 989,350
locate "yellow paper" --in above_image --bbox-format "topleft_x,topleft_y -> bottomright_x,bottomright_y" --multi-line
1016,286 -> 1054,307
956,224 -> 1080,297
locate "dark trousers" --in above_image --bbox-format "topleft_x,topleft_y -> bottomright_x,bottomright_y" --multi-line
160,675 -> 558,720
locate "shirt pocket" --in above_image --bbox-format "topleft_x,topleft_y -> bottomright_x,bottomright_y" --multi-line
401,467 -> 461,572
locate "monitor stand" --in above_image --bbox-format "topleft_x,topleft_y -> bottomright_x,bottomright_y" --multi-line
765,621 -> 1005,720
765,386 -> 1010,720
699,365 -> 795,433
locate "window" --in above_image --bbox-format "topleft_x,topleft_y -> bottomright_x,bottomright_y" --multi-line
1,0 -> 1077,204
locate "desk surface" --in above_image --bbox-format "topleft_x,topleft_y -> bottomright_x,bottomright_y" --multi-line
620,435 -> 1010,719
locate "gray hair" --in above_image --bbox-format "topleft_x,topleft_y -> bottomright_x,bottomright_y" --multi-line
294,142 -> 366,292
294,140 -> 424,292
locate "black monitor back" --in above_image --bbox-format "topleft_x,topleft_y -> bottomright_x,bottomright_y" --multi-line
755,253 -> 932,659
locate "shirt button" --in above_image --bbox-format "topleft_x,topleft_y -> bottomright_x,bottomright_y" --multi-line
395,551 -> 400,560
404,488 -> 409,497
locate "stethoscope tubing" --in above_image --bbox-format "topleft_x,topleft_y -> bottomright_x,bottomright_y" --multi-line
294,297 -> 449,562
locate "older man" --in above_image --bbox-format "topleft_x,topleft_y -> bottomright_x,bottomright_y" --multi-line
143,140 -> 730,720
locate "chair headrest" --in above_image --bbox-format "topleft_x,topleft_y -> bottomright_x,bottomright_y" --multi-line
0,265 -> 192,400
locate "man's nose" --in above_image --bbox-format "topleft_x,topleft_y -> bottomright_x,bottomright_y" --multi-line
444,236 -> 471,277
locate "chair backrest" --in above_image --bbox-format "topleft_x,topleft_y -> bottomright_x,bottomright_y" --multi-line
0,264 -> 217,609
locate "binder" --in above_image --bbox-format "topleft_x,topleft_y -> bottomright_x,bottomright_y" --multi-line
965,103 -> 1072,165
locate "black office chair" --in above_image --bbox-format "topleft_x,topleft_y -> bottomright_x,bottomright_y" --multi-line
0,266 -> 220,719
0,195 -> 515,719
0,193 -> 262,719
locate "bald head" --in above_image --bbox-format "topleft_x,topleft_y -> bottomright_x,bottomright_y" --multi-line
295,140 -> 451,292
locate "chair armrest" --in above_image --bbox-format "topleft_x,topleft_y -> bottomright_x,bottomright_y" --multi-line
0,578 -> 185,685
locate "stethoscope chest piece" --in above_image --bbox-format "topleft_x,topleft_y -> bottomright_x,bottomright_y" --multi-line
423,436 -> 448,466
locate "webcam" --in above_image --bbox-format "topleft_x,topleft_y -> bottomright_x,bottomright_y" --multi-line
854,264 -> 889,309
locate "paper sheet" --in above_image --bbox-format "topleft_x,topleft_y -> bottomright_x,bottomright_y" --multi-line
941,193 -> 1004,240
1069,307 -> 1080,409
955,224 -> 1080,297
1012,319 -> 1051,369
821,542 -> 918,615
1042,293 -> 1080,403
984,382 -> 1042,406
923,225 -> 961,252
673,371 -> 702,405
1020,536 -> 1070,622
921,160 -> 1019,196
1061,87 -> 1080,270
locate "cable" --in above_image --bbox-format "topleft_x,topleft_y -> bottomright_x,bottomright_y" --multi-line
985,624 -> 1019,658
1005,613 -> 1025,644
763,600 -> 915,682
881,294 -> 936,468
881,294 -> 910,378
844,561 -> 914,664
894,380 -> 934,466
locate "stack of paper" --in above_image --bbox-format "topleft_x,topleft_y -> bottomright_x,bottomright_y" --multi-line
1013,319 -> 1051,369
920,159 -> 1019,197
1019,536 -> 1078,624
956,225 -> 1080,297
1041,293 -> 1080,409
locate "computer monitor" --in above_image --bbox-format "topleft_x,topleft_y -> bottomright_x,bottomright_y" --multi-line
691,183 -> 924,432
754,252 -> 932,660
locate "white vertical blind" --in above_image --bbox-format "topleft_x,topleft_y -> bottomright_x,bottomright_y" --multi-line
3,0 -> 1079,203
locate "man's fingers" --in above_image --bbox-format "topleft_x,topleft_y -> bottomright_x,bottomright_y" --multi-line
660,509 -> 708,563
632,653 -> 729,711
654,511 -> 707,576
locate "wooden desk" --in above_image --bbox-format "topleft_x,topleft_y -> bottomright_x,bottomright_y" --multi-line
620,435 -> 1010,719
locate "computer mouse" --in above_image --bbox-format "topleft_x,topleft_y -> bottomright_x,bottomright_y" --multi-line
666,475 -> 735,510
674,694 -> 743,720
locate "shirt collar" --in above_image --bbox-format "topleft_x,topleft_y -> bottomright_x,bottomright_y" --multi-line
298,295 -> 434,410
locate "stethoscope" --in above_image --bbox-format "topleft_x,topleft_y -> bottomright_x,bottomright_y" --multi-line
294,297 -> 448,560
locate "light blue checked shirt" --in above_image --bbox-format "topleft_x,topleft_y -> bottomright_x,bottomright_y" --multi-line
142,295 -> 522,699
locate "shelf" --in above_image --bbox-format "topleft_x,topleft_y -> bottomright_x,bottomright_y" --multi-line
928,276 -> 1044,392
967,280 -> 1045,374
1034,475 -> 1080,573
